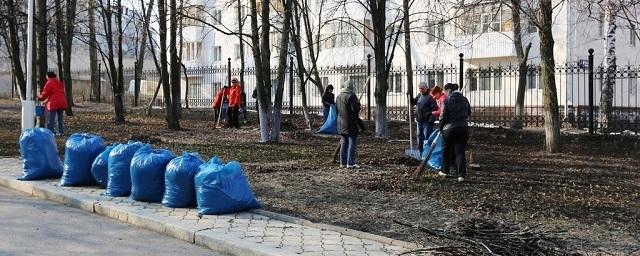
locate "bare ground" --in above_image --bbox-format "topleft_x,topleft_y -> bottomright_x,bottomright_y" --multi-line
1,99 -> 639,255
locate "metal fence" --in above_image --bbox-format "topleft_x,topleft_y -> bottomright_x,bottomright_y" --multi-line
5,51 -> 639,132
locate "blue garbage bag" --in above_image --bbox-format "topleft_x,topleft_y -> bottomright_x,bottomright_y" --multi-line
162,152 -> 204,208
422,130 -> 444,170
105,141 -> 147,197
60,133 -> 105,186
130,146 -> 175,202
91,145 -> 115,188
317,104 -> 337,134
18,128 -> 63,180
195,157 -> 261,215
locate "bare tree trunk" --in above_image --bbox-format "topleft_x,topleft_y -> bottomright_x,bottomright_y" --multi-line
538,0 -> 561,153
371,0 -> 390,138
270,0 -> 293,141
114,0 -> 125,122
511,0 -> 532,129
600,4 -> 616,133
250,0 -> 273,142
135,0 -> 155,107
301,0 -> 324,96
402,0 -> 413,102
6,0 -> 26,99
177,0 -> 184,116
159,0 -> 180,129
237,0 -> 246,110
62,0 -> 78,116
88,0 -> 100,102
55,0 -> 64,84
170,0 -> 182,125
291,2 -> 312,129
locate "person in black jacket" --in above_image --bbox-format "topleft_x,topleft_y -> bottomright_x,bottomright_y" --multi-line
408,82 -> 437,153
322,84 -> 335,122
336,80 -> 361,169
437,83 -> 471,182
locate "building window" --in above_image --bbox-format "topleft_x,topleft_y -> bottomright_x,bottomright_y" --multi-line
527,73 -> 539,89
493,69 -> 502,90
467,69 -> 478,91
323,22 -> 365,49
630,77 -> 638,95
347,75 -> 367,95
599,13 -> 605,38
458,3 -> 513,35
631,25 -> 637,47
426,21 -> 444,43
388,73 -> 402,93
479,69 -> 491,90
321,77 -> 329,89
213,46 -> 222,61
426,71 -> 444,87
183,5 -> 204,27
213,9 -> 222,25
234,44 -> 241,59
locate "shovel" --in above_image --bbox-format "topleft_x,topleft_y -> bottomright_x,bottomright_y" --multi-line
404,94 -> 420,160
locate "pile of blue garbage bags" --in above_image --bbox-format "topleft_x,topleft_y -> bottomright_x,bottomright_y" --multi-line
18,128 -> 261,215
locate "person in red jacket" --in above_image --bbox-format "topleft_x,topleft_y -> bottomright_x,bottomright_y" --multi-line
38,72 -> 68,135
212,85 -> 230,124
431,85 -> 448,119
227,78 -> 242,128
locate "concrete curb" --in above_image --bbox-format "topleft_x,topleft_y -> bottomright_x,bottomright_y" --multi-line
0,159 -> 415,255
250,209 -> 420,249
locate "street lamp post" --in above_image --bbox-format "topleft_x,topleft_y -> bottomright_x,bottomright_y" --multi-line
21,0 -> 35,131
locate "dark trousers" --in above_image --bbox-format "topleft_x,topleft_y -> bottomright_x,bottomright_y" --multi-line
227,106 -> 240,128
441,127 -> 469,178
46,109 -> 65,134
417,121 -> 434,153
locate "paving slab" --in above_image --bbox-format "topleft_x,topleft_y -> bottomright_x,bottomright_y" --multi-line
0,158 -> 418,256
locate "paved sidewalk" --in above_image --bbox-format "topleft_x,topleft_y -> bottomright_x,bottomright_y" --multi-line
0,158 -> 416,256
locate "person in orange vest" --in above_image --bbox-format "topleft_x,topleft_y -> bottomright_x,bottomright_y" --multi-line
227,78 -> 242,128
212,84 -> 230,124
38,72 -> 68,136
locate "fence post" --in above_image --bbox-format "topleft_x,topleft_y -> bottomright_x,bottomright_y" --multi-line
459,53 -> 464,90
588,48 -> 594,134
227,58 -> 231,87
97,63 -> 101,103
367,54 -> 372,120
134,61 -> 138,107
290,57 -> 294,115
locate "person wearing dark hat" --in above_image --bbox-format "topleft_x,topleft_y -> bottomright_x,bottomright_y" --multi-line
321,84 -> 335,122
336,80 -> 361,169
38,72 -> 68,136
228,78 -> 242,128
408,82 -> 437,153
437,83 -> 471,182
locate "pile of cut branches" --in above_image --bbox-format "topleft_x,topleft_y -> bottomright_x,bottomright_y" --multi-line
395,218 -> 577,256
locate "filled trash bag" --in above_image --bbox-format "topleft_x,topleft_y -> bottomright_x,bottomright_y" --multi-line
91,145 -> 116,188
422,130 -> 444,170
162,152 -> 204,208
195,157 -> 261,215
18,128 -> 63,180
105,141 -> 147,197
130,147 -> 175,202
317,104 -> 337,134
60,133 -> 105,186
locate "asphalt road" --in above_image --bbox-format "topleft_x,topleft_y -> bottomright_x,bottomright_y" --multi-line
0,186 -> 226,256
